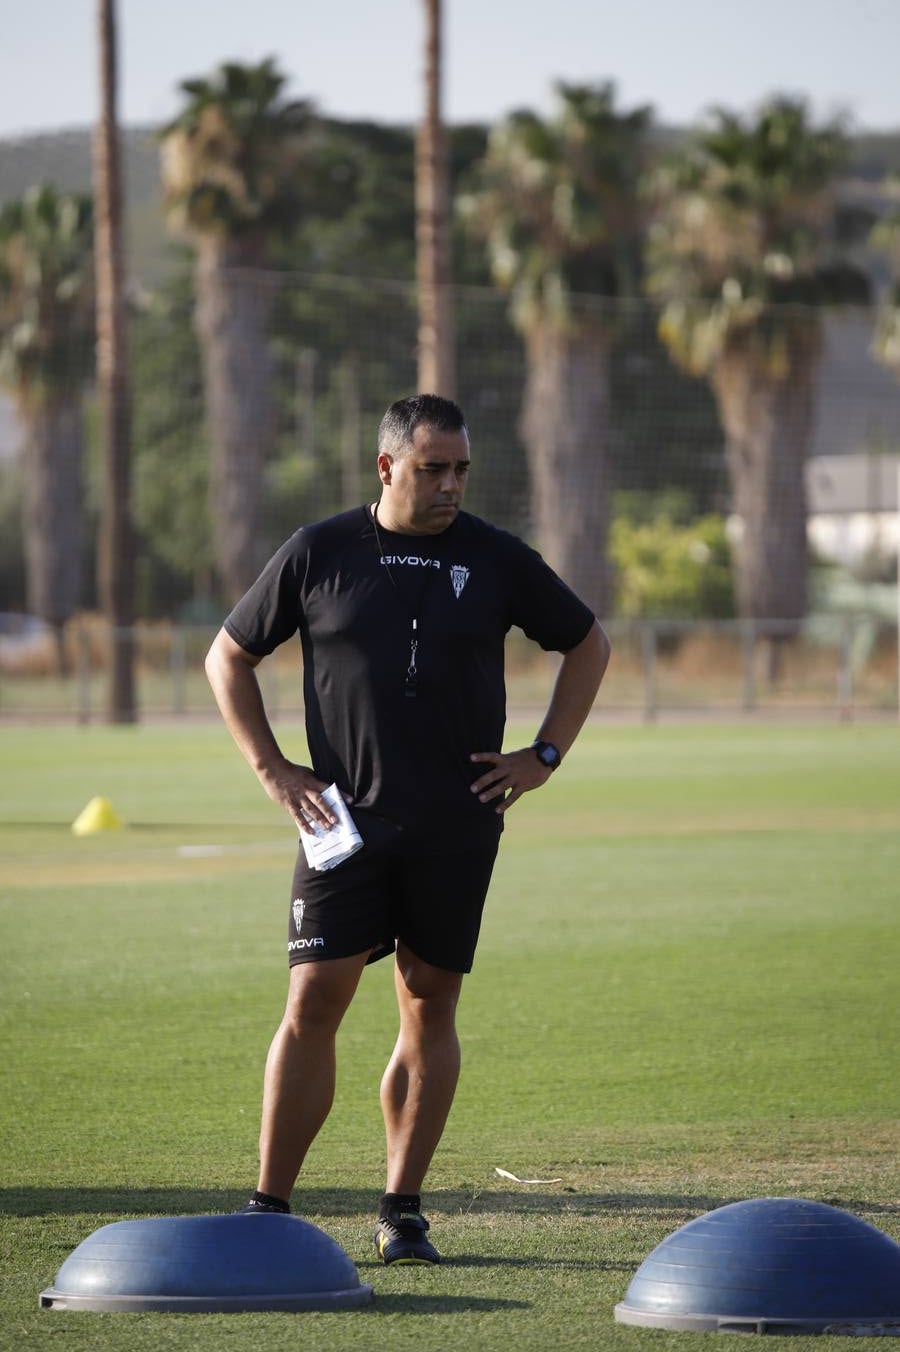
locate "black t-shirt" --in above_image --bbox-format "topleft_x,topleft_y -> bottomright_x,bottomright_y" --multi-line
224,506 -> 595,846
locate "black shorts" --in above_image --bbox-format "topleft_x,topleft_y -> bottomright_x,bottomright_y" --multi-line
286,815 -> 500,974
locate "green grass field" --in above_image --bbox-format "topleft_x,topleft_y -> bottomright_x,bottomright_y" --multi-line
1,721 -> 898,1350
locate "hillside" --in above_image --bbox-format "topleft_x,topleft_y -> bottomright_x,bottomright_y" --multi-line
0,124 -> 171,281
0,125 -> 160,203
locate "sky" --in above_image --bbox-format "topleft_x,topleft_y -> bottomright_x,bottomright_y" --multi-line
1,0 -> 899,140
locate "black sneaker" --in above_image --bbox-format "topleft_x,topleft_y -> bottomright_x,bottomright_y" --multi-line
238,1197 -> 290,1215
374,1205 -> 440,1265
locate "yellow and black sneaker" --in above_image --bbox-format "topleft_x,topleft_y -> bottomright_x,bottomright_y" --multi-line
374,1202 -> 440,1265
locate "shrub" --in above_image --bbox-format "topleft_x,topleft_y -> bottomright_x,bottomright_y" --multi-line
611,511 -> 735,620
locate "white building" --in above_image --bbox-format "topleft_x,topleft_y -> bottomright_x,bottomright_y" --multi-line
806,452 -> 900,566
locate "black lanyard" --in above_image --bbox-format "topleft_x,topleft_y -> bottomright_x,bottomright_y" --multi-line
371,504 -> 442,699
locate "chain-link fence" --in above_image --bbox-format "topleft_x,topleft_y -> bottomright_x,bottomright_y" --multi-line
1,614 -> 895,723
4,278 -> 900,615
3,271 -> 900,721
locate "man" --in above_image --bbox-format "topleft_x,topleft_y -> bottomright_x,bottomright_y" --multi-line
205,393 -> 610,1265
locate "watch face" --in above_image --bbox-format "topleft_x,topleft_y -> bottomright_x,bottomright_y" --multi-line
535,741 -> 560,769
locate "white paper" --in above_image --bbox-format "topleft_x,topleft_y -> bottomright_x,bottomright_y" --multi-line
300,784 -> 363,872
495,1167 -> 563,1185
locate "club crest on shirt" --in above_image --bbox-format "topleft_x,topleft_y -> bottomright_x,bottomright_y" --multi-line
449,564 -> 470,599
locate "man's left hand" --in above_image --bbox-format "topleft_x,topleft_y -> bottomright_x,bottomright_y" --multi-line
469,747 -> 553,814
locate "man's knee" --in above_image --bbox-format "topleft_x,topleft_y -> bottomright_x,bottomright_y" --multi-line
395,945 -> 463,1023
283,953 -> 368,1032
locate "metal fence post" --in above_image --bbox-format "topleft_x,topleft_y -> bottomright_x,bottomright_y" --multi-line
171,627 -> 186,716
741,620 -> 756,712
76,625 -> 92,725
642,623 -> 658,724
838,617 -> 854,723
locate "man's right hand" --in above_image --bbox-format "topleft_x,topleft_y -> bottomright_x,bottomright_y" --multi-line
259,760 -> 337,835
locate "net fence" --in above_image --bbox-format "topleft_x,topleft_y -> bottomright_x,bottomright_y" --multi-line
1,269 -> 899,717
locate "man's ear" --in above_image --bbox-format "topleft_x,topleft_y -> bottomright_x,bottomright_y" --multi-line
377,452 -> 393,485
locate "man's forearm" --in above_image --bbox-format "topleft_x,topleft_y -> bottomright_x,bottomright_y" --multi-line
468,619 -> 611,811
536,620 -> 611,755
205,629 -> 286,784
206,628 -> 336,832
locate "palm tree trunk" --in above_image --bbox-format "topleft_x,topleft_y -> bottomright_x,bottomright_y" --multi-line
415,0 -> 456,397
713,329 -> 819,632
22,397 -> 84,675
195,239 -> 276,603
521,319 -> 612,617
94,0 -> 136,722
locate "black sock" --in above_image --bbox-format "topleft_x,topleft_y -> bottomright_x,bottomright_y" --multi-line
380,1191 -> 420,1216
248,1189 -> 290,1214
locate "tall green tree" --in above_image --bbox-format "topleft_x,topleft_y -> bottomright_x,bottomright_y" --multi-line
461,83 -> 650,616
130,267 -> 210,616
160,58 -> 315,602
646,98 -> 869,633
94,0 -> 137,722
0,185 -> 94,671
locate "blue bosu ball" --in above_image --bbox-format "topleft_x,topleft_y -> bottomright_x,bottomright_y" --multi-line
615,1197 -> 900,1336
39,1213 -> 374,1313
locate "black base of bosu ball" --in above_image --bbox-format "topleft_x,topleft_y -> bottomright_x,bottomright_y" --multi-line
615,1197 -> 900,1336
39,1213 -> 374,1313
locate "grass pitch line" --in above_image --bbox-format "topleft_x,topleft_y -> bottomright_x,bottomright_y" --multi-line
176,840 -> 293,858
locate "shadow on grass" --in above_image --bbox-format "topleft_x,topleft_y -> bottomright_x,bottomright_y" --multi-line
0,1186 -> 718,1219
455,1190 -> 900,1224
0,1188 -> 289,1217
368,1294 -> 531,1313
2,1186 -> 895,1226
430,1256 -> 633,1273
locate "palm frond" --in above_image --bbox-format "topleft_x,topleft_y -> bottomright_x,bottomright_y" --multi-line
647,96 -> 867,373
461,80 -> 650,332
159,58 -> 315,243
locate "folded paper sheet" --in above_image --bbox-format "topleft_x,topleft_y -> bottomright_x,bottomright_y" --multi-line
300,784 -> 363,872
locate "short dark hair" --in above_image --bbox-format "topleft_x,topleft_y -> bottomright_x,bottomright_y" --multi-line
377,394 -> 467,457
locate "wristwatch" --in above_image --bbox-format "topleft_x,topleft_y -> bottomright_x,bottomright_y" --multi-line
531,739 -> 562,771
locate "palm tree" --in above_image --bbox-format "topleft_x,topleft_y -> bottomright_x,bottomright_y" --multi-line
416,0 -> 455,396
94,0 -> 136,722
0,185 -> 94,673
645,98 -> 869,641
160,58 -> 314,602
461,83 -> 650,616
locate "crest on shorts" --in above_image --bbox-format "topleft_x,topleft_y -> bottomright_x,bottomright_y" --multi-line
449,563 -> 470,599
292,897 -> 305,933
